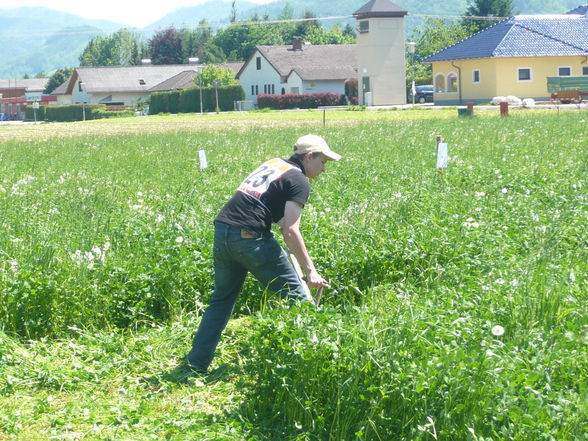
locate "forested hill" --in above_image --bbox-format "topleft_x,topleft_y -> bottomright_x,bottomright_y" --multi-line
1,0 -> 584,78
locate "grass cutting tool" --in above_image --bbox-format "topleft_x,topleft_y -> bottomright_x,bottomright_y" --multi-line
286,249 -> 324,307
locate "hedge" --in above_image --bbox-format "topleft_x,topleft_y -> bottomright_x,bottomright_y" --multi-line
24,105 -> 46,121
256,93 -> 345,109
25,104 -> 137,122
150,85 -> 245,114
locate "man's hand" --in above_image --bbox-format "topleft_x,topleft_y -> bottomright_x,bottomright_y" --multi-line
306,269 -> 329,289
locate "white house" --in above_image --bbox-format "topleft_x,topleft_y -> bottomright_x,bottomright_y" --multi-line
58,65 -> 200,106
236,40 -> 358,105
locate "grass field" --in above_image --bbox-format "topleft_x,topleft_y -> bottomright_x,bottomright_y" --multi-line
0,108 -> 586,440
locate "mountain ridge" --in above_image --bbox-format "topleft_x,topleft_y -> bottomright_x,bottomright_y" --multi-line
1,0 -> 583,78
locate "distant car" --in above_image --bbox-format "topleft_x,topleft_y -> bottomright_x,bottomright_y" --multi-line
409,85 -> 434,104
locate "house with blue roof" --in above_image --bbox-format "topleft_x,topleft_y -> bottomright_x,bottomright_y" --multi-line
422,5 -> 588,105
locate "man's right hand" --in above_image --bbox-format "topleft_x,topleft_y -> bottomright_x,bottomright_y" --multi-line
306,269 -> 329,289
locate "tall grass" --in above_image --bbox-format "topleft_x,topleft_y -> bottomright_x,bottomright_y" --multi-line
0,110 -> 586,439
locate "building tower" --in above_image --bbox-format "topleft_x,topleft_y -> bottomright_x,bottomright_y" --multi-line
353,0 -> 408,106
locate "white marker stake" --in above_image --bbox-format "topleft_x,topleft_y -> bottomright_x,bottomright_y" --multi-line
199,150 -> 208,170
437,142 -> 448,171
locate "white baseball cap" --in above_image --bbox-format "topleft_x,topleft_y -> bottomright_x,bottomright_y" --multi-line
293,134 -> 341,161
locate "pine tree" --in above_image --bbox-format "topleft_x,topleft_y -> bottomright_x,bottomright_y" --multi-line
462,0 -> 514,32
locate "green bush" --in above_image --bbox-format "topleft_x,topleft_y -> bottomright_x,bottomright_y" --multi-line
93,109 -> 136,119
24,105 -> 46,121
42,104 -> 104,122
150,85 -> 245,114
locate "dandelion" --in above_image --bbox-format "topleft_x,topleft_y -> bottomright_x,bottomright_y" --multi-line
501,188 -> 508,194
475,191 -> 485,198
495,278 -> 505,285
491,325 -> 505,336
175,236 -> 184,243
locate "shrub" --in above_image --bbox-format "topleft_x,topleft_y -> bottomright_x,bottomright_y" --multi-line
150,85 -> 245,114
344,78 -> 358,101
24,105 -> 46,121
257,93 -> 345,110
93,109 -> 136,119
42,104 -> 105,122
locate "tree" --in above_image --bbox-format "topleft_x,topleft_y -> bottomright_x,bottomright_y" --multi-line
230,0 -> 237,23
409,18 -> 475,83
194,65 -> 238,87
294,10 -> 320,39
44,67 -> 74,94
148,27 -> 184,65
79,29 -> 143,66
462,0 -> 514,32
303,25 -> 356,45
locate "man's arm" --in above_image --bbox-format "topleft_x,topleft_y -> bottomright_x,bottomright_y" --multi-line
280,200 -> 328,289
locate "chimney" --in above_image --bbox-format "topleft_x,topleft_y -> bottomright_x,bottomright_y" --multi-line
292,36 -> 302,51
141,59 -> 152,65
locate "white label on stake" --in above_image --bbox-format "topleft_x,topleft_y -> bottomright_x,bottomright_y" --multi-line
437,143 -> 448,170
199,150 -> 208,169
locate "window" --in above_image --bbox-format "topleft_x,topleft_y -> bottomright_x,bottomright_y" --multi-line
447,72 -> 458,92
558,67 -> 571,76
472,69 -> 480,83
518,68 -> 532,81
264,84 -> 267,93
583,66 -> 588,75
434,73 -> 445,93
256,57 -> 261,70
359,20 -> 369,34
255,85 -> 259,95
251,85 -> 255,95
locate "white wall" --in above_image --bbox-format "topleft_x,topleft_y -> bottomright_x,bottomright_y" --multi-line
356,17 -> 407,105
239,50 -> 283,104
56,95 -> 72,105
302,80 -> 345,95
72,89 -> 147,106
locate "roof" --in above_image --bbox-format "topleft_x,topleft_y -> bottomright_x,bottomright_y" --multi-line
68,65 -> 199,94
353,0 -> 407,18
148,62 -> 245,92
52,80 -> 70,96
240,44 -> 357,81
149,70 -> 197,92
567,5 -> 588,15
423,10 -> 588,62
221,62 -> 245,75
0,78 -> 48,92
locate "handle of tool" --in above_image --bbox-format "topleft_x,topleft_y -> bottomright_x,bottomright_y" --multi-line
286,249 -> 313,303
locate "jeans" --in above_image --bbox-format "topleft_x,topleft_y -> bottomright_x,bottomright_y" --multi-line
187,221 -> 307,371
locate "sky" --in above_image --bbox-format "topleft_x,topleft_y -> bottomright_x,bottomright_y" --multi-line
0,0 -> 276,28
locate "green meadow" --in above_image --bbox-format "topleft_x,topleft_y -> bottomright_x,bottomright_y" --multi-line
0,109 -> 586,440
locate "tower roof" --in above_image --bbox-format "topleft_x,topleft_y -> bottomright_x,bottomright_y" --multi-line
353,0 -> 408,18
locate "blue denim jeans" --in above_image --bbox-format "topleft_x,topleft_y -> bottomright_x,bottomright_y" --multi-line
187,221 -> 307,371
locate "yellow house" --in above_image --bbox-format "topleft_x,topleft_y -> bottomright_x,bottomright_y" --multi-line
423,5 -> 588,105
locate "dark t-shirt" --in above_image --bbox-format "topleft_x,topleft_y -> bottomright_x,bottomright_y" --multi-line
215,156 -> 310,233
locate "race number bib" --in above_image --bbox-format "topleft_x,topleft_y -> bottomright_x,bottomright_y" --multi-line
238,158 -> 298,200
